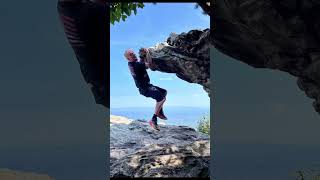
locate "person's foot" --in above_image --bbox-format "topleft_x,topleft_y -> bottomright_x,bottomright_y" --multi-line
149,117 -> 160,131
157,108 -> 167,120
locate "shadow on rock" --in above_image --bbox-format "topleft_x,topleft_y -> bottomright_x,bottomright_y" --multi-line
110,116 -> 210,177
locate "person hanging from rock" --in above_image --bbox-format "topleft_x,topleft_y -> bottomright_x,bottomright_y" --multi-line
124,48 -> 167,131
57,0 -> 108,108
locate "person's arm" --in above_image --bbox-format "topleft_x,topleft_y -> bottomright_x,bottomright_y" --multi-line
139,48 -> 153,69
137,61 -> 147,71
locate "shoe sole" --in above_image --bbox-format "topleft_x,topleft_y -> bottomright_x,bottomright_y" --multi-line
149,121 -> 160,131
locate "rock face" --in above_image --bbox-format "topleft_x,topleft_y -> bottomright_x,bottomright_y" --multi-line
110,116 -> 210,177
140,29 -> 211,95
213,0 -> 320,114
0,169 -> 54,180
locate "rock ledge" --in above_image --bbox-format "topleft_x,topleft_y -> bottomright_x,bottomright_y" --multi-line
110,116 -> 210,177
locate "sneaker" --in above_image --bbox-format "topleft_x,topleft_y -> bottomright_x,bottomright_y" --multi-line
157,108 -> 167,120
149,119 -> 160,131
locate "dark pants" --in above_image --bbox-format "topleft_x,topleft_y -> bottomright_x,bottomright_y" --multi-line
139,85 -> 167,102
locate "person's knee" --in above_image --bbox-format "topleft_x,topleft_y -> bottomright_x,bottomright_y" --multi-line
156,95 -> 166,103
162,90 -> 167,99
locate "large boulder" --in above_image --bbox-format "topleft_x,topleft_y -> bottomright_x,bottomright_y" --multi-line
213,0 -> 320,114
110,115 -> 210,177
140,29 -> 211,95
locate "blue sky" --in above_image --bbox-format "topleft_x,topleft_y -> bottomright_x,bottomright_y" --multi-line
110,3 -> 210,108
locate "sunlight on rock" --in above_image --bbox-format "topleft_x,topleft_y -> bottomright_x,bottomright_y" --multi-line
110,115 -> 210,177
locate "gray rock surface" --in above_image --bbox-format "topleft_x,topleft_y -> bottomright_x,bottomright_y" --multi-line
140,29 -> 211,95
110,116 -> 210,178
213,0 -> 320,114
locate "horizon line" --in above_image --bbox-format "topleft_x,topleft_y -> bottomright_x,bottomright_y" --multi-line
110,105 -> 210,109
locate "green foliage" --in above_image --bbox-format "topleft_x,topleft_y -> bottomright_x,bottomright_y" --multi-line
110,3 -> 206,25
110,3 -> 145,25
197,115 -> 210,136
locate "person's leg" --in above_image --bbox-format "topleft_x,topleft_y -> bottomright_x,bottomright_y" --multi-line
149,114 -> 160,131
152,86 -> 167,119
139,86 -> 161,130
158,87 -> 167,118
142,85 -> 165,115
155,97 -> 166,116
158,102 -> 167,119
149,98 -> 165,131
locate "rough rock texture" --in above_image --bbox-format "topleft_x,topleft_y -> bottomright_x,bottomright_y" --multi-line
110,116 -> 210,178
140,29 -> 211,95
213,0 -> 320,114
198,2 -> 212,16
0,169 -> 54,180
